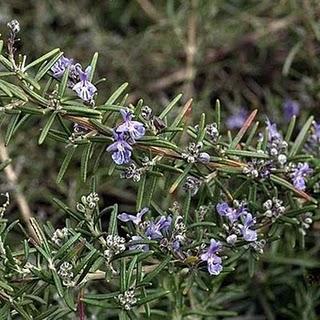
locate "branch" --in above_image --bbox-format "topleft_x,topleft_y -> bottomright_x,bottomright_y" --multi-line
0,136 -> 36,238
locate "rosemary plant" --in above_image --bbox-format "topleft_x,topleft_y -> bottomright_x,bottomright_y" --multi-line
0,20 -> 319,320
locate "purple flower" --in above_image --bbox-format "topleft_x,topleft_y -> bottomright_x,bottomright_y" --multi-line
116,109 -> 145,142
72,66 -> 97,102
216,202 -> 243,224
51,56 -> 74,78
226,108 -> 248,129
290,162 -> 312,191
129,235 -> 149,251
145,215 -> 172,240
283,99 -> 300,121
106,131 -> 133,165
305,122 -> 320,155
172,239 -> 181,251
239,213 -> 257,242
118,207 -> 148,225
266,119 -> 282,141
200,239 -> 223,275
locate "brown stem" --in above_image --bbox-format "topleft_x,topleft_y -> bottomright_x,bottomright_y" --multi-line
0,135 -> 36,238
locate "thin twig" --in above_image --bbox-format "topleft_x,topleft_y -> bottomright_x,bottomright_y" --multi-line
135,0 -> 163,23
0,135 -> 36,238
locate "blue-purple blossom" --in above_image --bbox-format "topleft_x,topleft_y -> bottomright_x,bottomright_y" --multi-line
283,99 -> 300,121
51,56 -> 74,78
116,109 -> 145,142
266,119 -> 282,141
305,121 -> 320,155
239,213 -> 257,242
226,108 -> 248,129
290,162 -> 312,191
145,215 -> 172,240
118,207 -> 148,225
72,66 -> 97,102
216,202 -> 246,224
200,239 -> 223,275
106,131 -> 133,165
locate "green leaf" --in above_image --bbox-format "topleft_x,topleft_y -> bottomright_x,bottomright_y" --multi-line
63,105 -> 102,118
4,82 -> 28,101
285,115 -> 296,142
57,146 -> 76,183
225,149 -> 269,158
25,48 -> 61,71
0,158 -> 11,171
142,256 -> 171,284
289,116 -> 313,157
229,109 -> 257,149
63,288 -> 76,311
0,79 -> 13,97
282,42 -> 301,76
0,280 -> 14,292
35,51 -> 64,81
270,174 -> 317,203
159,93 -> 182,119
39,111 -> 58,145
81,143 -> 93,182
169,163 -> 193,194
17,71 -> 41,90
55,233 -> 81,259
108,204 -> 118,235
89,52 -> 99,82
215,99 -> 221,131
120,258 -> 127,291
136,290 -> 170,306
58,66 -> 70,97
136,173 -> 146,211
52,271 -> 64,297
5,112 -> 21,145
102,83 -> 128,123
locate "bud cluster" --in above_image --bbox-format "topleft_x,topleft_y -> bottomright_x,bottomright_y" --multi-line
104,235 -> 126,262
263,198 -> 285,221
58,262 -> 74,287
117,290 -> 137,310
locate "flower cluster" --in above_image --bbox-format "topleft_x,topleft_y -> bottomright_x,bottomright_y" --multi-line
117,290 -> 137,310
51,227 -> 69,246
283,99 -> 300,122
243,120 -> 288,180
289,162 -> 312,191
266,120 -> 288,166
305,121 -> 320,156
58,262 -> 74,287
104,235 -> 126,262
200,239 -> 223,275
181,142 -> 210,164
107,109 -> 145,165
299,212 -> 313,236
51,56 -> 97,102
76,192 -> 100,219
118,208 -> 187,255
262,198 -> 285,221
206,123 -> 219,143
216,200 -> 257,243
183,176 -> 202,196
